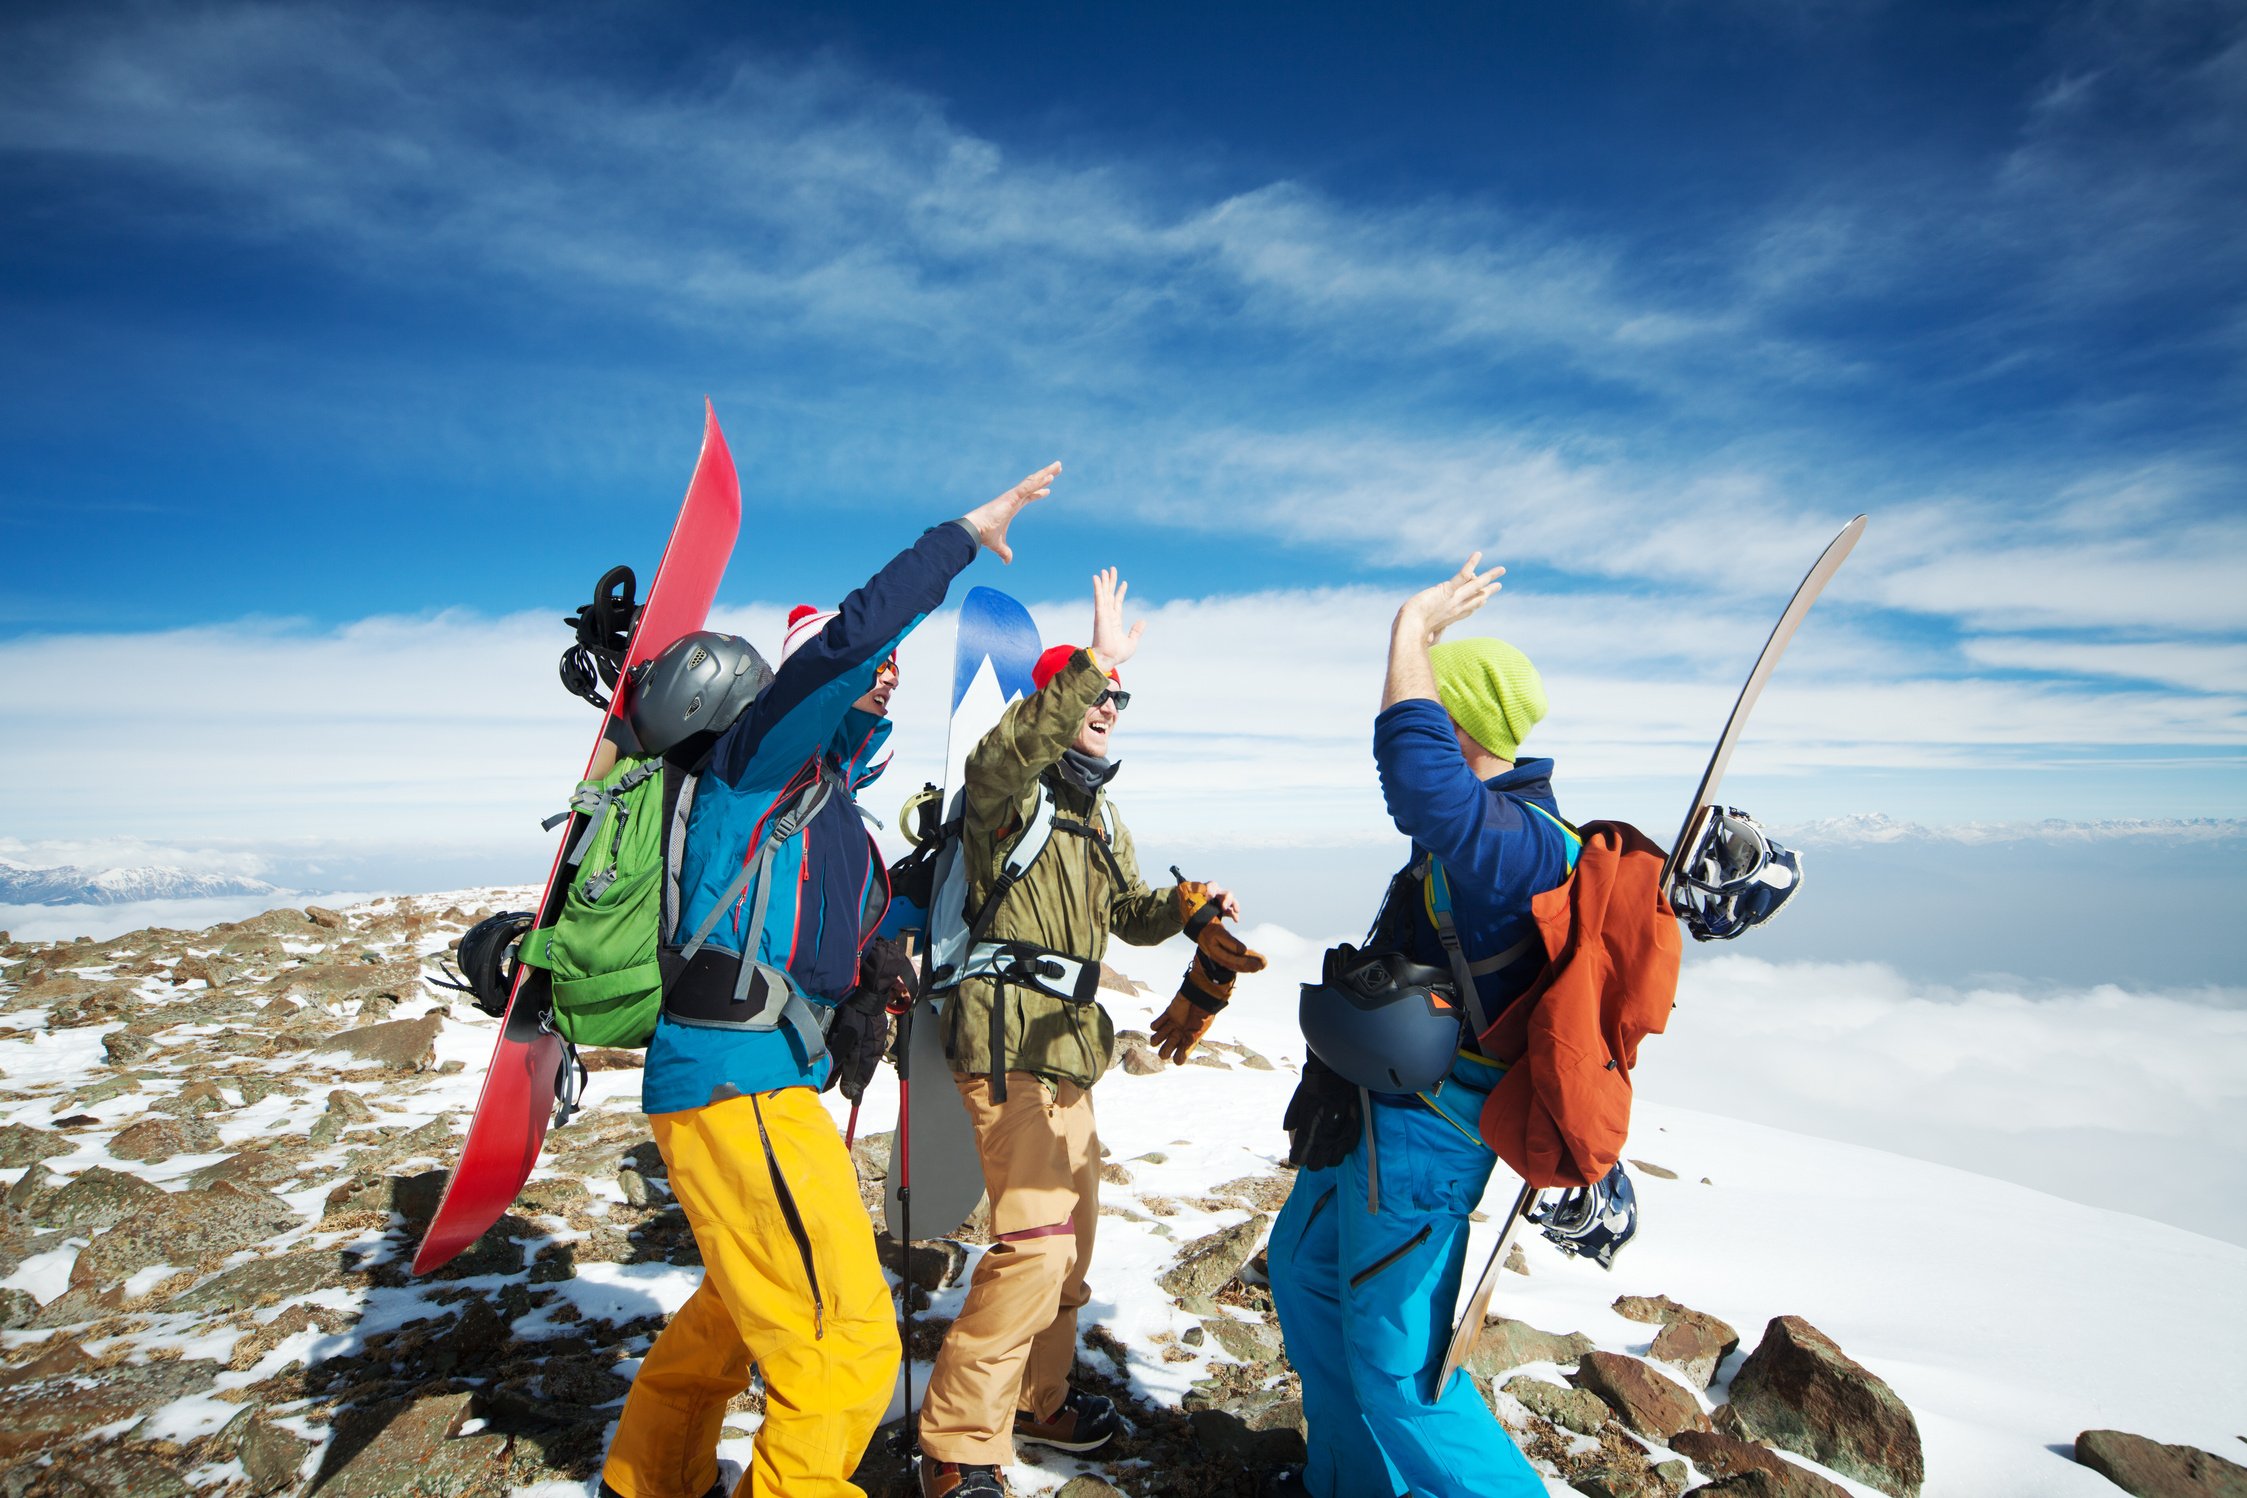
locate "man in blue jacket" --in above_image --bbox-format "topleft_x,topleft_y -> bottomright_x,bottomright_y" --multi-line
599,464 -> 1058,1498
1268,553 -> 1580,1498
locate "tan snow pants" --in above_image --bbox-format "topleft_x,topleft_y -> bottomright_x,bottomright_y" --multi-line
916,1072 -> 1100,1466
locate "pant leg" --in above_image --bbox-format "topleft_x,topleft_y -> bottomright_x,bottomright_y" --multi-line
1333,1101 -> 1546,1498
917,1071 -> 1092,1466
604,1089 -> 898,1498
1017,1080 -> 1098,1422
602,1274 -> 754,1498
1268,1161 -> 1405,1498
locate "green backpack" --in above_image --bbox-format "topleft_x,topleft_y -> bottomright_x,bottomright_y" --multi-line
517,755 -> 671,1047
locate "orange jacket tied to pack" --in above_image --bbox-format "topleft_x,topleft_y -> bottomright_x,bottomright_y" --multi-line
1475,821 -> 1681,1189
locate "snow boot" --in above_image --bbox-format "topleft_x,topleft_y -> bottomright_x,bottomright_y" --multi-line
1013,1388 -> 1121,1453
918,1457 -> 1006,1497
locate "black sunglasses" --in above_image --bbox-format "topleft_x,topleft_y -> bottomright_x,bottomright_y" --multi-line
1095,688 -> 1131,711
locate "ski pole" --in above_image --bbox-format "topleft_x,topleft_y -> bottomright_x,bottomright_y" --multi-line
845,1100 -> 861,1151
889,945 -> 927,1458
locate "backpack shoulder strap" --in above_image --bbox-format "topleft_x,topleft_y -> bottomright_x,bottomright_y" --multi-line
677,757 -> 838,963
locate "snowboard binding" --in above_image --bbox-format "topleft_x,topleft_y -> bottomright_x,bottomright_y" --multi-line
560,565 -> 642,710
1669,805 -> 1803,942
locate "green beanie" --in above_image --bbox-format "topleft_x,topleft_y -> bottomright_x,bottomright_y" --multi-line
1427,638 -> 1547,762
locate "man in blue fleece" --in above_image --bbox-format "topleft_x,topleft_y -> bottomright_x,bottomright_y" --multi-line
599,464 -> 1058,1498
1268,552 -> 1581,1498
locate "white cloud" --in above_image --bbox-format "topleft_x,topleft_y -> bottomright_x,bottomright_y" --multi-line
1635,953 -> 2247,1244
5,584 -> 2240,885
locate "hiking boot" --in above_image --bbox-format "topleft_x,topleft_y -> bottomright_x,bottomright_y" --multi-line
1013,1388 -> 1121,1453
917,1458 -> 1006,1497
600,1462 -> 739,1498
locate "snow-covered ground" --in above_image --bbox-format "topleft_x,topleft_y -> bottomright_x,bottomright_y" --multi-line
2,896 -> 2240,1496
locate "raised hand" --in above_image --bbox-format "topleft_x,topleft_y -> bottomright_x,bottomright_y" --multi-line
962,462 -> 1061,564
1089,565 -> 1146,669
1399,552 -> 1506,645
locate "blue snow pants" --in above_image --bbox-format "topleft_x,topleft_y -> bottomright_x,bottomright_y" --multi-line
1268,1056 -> 1544,1498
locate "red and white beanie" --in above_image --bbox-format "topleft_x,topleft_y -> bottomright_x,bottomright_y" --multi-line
780,605 -> 838,665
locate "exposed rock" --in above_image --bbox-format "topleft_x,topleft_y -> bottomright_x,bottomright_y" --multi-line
305,905 -> 348,929
1687,1468 -> 1852,1498
1200,1314 -> 1283,1366
1568,1350 -> 1712,1440
171,953 -> 240,988
1505,1241 -> 1529,1275
1464,1314 -> 1597,1378
323,1167 -> 449,1226
879,1236 -> 970,1292
1670,1429 -> 1797,1482
1119,1037 -> 1167,1076
109,1113 -> 223,1162
306,1390 -> 511,1496
183,1147 -> 302,1191
69,1180 -> 301,1290
1188,1386 -> 1307,1467
168,1246 -> 355,1311
0,1287 -> 35,1330
1721,1316 -> 1923,1498
327,1087 -> 379,1123
1651,1310 -> 1740,1390
1158,1214 -> 1269,1301
1628,1158 -> 1679,1180
1504,1374 -> 1612,1435
238,1409 -> 315,1493
4,1162 -> 66,1215
36,1164 -> 164,1233
152,1079 -> 230,1116
2075,1428 -> 2247,1498
0,1357 -> 226,1460
1057,1479 -> 1128,1498
316,1012 -> 444,1071
0,1124 -> 71,1168
1614,1293 -> 1730,1336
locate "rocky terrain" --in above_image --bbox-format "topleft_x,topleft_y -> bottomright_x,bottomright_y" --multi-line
1,897 -> 2240,1498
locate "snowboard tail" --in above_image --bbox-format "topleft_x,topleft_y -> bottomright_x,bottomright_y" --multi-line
412,403 -> 743,1277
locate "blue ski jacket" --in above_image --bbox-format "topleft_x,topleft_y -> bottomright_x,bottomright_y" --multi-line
643,518 -> 979,1116
1372,698 -> 1579,1023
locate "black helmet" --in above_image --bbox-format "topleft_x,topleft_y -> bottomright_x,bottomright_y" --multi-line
1298,944 -> 1464,1095
1670,806 -> 1803,942
435,910 -> 535,1018
621,631 -> 772,756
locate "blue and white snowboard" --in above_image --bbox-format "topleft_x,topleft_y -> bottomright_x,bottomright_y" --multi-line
883,586 -> 1042,1244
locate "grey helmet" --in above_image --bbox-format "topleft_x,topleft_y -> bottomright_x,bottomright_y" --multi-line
1298,944 -> 1465,1095
620,631 -> 773,756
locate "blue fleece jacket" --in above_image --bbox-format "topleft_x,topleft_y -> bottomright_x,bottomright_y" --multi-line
643,518 -> 978,1116
1373,697 -> 1577,1019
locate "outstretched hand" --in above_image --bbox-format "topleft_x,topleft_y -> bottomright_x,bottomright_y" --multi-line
963,462 -> 1061,564
1089,565 -> 1145,669
1400,552 -> 1506,645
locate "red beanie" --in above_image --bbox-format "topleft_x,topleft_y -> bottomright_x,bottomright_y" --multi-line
1033,644 -> 1119,692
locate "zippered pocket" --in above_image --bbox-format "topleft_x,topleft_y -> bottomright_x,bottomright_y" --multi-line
751,1095 -> 826,1339
1349,1224 -> 1432,1291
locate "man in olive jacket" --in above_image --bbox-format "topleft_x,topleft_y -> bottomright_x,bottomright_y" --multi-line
917,569 -> 1239,1498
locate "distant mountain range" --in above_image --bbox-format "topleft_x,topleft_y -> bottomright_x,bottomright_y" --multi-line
0,858 -> 284,906
1779,813 -> 2247,846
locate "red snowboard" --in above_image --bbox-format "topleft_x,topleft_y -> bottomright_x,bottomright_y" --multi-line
413,402 -> 741,1275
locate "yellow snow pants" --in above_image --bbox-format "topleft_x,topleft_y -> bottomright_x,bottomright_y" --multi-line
600,1087 -> 898,1498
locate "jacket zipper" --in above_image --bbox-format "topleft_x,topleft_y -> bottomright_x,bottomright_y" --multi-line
751,1095 -> 825,1339
1349,1224 -> 1432,1291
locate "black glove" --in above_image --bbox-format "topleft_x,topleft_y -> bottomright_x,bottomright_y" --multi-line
822,938 -> 918,1105
1283,1051 -> 1361,1172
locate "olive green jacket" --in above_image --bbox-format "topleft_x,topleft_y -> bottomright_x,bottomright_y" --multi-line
943,650 -> 1181,1086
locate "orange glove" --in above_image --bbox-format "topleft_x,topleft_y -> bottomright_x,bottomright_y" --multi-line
1151,980 -> 1223,1064
1174,879 -> 1267,975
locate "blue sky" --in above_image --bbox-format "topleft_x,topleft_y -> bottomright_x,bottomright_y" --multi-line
2,0 -> 2243,907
